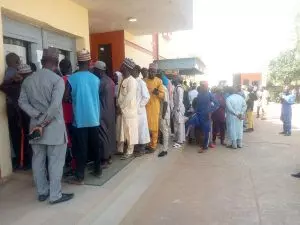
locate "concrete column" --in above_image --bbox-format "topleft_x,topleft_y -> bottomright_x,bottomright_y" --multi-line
0,11 -> 13,179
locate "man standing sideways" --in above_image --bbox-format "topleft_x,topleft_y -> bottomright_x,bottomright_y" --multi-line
93,61 -> 116,167
145,63 -> 165,152
19,47 -> 73,204
132,65 -> 150,156
116,58 -> 139,159
226,87 -> 247,149
65,49 -> 101,184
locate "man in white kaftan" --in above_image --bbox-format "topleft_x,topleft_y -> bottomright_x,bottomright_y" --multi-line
116,58 -> 138,159
132,65 -> 150,155
226,90 -> 247,149
173,77 -> 186,148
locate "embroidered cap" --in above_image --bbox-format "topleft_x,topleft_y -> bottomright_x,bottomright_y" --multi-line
149,62 -> 158,72
18,64 -> 32,74
122,58 -> 136,70
77,49 -> 91,62
42,47 -> 59,60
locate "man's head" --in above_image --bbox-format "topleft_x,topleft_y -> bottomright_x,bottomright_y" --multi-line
93,61 -> 107,77
6,53 -> 20,69
132,65 -> 141,79
18,63 -> 32,77
183,81 -> 187,86
41,47 -> 59,72
28,62 -> 37,72
248,85 -> 254,92
59,59 -> 72,75
192,82 -> 197,90
284,85 -> 290,93
141,68 -> 148,79
120,58 -> 135,78
199,81 -> 208,92
77,49 -> 91,71
173,76 -> 183,86
148,63 -> 158,79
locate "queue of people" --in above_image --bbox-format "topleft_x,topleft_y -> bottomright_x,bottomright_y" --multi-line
1,46 -> 297,205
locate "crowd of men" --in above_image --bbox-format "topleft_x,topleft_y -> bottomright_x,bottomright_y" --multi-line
0,47 -> 297,205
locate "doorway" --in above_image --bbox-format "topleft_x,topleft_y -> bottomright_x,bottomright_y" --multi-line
98,44 -> 113,78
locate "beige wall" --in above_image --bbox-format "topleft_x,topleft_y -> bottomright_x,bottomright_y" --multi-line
125,44 -> 153,68
124,31 -> 152,52
0,0 -> 90,178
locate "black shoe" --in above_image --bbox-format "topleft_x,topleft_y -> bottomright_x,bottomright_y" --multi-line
38,194 -> 49,202
279,131 -> 285,135
292,173 -> 300,178
90,170 -> 102,178
49,193 -> 74,205
237,145 -> 242,148
285,133 -> 291,136
145,148 -> 155,154
158,151 -> 168,157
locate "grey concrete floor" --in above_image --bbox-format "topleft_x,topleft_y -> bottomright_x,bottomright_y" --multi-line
121,118 -> 300,225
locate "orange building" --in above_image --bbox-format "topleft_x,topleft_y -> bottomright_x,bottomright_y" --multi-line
233,73 -> 262,86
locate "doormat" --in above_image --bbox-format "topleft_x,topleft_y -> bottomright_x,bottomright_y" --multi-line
83,155 -> 134,186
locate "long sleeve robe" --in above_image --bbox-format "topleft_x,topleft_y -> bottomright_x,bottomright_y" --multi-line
226,94 -> 247,144
145,77 -> 165,132
116,75 -> 138,145
136,77 -> 150,144
98,75 -> 117,159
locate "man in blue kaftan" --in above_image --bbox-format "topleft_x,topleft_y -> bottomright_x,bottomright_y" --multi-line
226,88 -> 247,149
186,83 -> 219,152
280,86 -> 296,136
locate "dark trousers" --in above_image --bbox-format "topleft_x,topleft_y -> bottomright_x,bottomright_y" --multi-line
212,120 -> 226,142
72,126 -> 101,180
7,104 -> 32,169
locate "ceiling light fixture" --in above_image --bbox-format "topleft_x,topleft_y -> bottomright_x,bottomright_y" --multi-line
128,17 -> 137,22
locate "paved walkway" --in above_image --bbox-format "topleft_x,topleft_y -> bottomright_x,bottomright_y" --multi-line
121,116 -> 300,225
1,104 -> 300,225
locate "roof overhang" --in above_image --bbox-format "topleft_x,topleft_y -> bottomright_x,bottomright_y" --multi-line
71,0 -> 193,35
154,57 -> 206,75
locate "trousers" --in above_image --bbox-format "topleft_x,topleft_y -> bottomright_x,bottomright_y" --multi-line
174,122 -> 185,144
72,127 -> 101,180
160,119 -> 169,152
212,120 -> 226,142
149,130 -> 159,149
246,110 -> 254,129
118,142 -> 134,155
31,144 -> 66,202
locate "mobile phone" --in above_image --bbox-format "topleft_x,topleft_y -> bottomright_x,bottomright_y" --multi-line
28,129 -> 42,141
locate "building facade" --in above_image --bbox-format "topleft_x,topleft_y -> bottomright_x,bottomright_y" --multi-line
0,0 -> 90,179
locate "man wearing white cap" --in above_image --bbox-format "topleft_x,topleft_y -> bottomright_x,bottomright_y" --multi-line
93,61 -> 116,166
19,48 -> 73,204
116,58 -> 138,159
64,49 -> 102,184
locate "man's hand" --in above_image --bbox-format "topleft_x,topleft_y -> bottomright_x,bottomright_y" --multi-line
152,88 -> 159,96
30,126 -> 43,136
116,106 -> 122,115
12,74 -> 23,82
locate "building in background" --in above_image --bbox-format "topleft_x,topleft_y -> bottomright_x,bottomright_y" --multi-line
0,0 -> 193,179
233,73 -> 262,87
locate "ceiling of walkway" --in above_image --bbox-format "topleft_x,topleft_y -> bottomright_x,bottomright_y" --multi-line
71,0 -> 193,34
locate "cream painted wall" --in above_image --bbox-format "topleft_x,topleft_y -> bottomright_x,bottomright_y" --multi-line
0,0 -> 90,178
124,31 -> 152,52
125,44 -> 153,68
